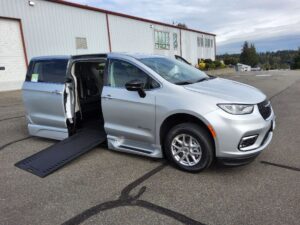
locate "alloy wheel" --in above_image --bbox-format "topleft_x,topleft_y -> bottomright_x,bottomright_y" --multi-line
171,134 -> 202,166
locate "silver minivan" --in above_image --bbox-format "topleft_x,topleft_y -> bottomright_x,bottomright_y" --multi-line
22,53 -> 275,172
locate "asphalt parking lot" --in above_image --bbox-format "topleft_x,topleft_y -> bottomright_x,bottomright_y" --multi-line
1,70 -> 300,225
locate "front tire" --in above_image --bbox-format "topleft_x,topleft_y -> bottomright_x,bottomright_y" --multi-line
164,123 -> 214,172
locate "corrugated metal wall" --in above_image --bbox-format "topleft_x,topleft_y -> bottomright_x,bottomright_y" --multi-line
108,15 -> 153,54
0,0 -> 110,60
181,31 -> 215,65
0,0 -> 215,64
152,24 -> 181,57
108,15 -> 183,58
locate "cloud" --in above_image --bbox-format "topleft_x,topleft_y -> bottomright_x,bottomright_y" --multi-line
218,34 -> 300,54
69,0 -> 300,52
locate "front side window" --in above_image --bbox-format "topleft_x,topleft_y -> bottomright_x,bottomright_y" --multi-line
26,60 -> 68,83
154,30 -> 170,50
140,57 -> 208,85
107,60 -> 159,89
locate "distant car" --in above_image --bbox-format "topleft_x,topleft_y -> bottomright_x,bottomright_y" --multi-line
22,53 -> 275,172
251,67 -> 261,71
236,63 -> 251,72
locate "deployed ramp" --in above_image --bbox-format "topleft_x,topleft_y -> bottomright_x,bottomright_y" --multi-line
15,127 -> 106,178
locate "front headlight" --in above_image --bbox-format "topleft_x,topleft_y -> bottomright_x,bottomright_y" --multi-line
217,104 -> 254,115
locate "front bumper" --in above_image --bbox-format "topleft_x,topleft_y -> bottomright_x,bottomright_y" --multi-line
217,152 -> 260,166
204,104 -> 275,161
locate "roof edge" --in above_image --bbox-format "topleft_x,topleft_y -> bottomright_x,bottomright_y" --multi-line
48,0 -> 216,36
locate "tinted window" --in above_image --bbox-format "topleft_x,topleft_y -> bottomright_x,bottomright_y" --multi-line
26,60 -> 68,83
107,60 -> 159,89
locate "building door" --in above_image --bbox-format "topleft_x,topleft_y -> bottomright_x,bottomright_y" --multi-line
0,18 -> 27,91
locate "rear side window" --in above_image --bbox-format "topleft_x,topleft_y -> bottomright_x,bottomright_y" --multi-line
26,60 -> 68,83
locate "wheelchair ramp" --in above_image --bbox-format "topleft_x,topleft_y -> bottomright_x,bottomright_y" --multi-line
15,127 -> 106,178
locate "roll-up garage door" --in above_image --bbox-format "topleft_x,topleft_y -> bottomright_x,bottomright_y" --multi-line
0,18 -> 27,91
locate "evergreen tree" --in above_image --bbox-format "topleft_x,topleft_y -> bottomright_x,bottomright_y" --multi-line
240,41 -> 259,67
291,48 -> 300,69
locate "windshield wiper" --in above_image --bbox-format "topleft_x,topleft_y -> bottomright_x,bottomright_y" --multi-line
194,78 -> 209,83
208,75 -> 216,79
174,81 -> 192,85
175,76 -> 212,85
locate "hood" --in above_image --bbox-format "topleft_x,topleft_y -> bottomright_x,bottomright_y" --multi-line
184,78 -> 266,104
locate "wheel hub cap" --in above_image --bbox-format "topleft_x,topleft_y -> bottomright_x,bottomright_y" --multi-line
171,134 -> 202,166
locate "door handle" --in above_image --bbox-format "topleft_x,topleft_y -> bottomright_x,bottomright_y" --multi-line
51,90 -> 63,95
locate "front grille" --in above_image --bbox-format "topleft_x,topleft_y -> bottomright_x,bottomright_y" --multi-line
257,100 -> 271,119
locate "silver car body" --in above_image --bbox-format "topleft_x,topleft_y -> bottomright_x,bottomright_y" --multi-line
22,53 -> 275,162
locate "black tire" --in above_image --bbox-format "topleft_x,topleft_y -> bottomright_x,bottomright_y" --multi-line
164,123 -> 214,172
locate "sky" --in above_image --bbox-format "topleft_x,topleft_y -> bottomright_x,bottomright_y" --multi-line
69,0 -> 300,54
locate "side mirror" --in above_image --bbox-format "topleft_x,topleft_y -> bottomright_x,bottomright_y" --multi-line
125,80 -> 146,98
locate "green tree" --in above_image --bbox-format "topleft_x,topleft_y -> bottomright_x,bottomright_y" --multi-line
177,23 -> 188,28
223,55 -> 238,65
291,48 -> 300,69
217,49 -> 298,70
240,41 -> 259,67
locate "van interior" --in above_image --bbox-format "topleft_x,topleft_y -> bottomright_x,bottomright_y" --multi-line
69,60 -> 106,133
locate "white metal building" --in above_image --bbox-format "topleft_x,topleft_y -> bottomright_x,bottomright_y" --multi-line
0,0 -> 216,91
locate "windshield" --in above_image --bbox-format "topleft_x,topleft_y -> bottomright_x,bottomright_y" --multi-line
140,57 -> 208,85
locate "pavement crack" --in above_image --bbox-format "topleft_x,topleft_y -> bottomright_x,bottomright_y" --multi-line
0,115 -> 24,122
270,79 -> 300,100
0,103 -> 22,108
135,200 -> 205,225
260,160 -> 300,172
0,136 -> 32,151
61,163 -> 205,225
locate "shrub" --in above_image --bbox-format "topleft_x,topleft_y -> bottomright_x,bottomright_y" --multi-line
214,60 -> 222,68
197,59 -> 226,70
204,59 -> 213,64
198,61 -> 206,70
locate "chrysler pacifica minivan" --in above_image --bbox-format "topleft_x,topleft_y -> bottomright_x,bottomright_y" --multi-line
22,53 -> 275,172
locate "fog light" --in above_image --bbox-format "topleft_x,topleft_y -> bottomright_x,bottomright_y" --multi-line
239,135 -> 258,150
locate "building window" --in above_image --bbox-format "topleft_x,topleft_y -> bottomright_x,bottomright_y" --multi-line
154,30 -> 170,50
173,33 -> 178,49
76,37 -> 88,49
197,36 -> 204,47
204,38 -> 213,48
205,38 -> 212,48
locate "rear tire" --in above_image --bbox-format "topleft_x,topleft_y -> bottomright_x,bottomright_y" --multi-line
164,123 -> 214,172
